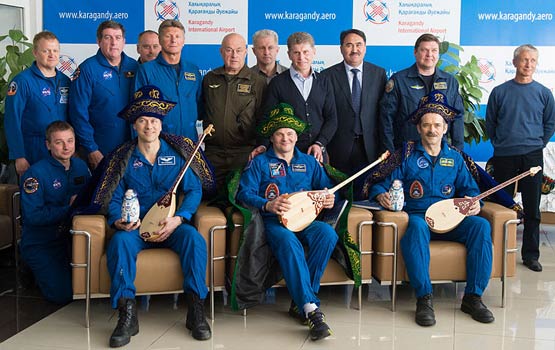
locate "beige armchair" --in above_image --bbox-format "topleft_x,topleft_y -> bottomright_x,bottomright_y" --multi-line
225,206 -> 374,310
71,202 -> 227,327
371,201 -> 519,311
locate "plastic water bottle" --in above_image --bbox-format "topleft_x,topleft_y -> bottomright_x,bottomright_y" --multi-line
389,179 -> 404,211
121,189 -> 140,223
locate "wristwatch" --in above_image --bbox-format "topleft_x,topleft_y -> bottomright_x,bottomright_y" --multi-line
315,141 -> 325,152
179,216 -> 187,224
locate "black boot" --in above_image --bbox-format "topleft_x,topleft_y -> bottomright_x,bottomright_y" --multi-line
186,294 -> 212,340
109,298 -> 139,348
415,294 -> 436,326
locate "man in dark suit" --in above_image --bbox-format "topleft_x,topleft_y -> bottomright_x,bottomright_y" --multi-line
322,29 -> 386,197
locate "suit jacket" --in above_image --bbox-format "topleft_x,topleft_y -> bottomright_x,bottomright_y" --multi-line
322,61 -> 387,165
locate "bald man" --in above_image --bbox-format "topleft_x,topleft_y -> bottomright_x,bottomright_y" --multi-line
202,33 -> 267,188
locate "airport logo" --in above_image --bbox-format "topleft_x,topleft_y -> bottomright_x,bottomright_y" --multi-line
364,0 -> 389,24
57,54 -> 78,79
155,0 -> 180,21
478,58 -> 496,84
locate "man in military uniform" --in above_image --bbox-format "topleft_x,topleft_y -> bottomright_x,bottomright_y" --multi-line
202,32 -> 266,187
20,121 -> 90,304
380,33 -> 464,152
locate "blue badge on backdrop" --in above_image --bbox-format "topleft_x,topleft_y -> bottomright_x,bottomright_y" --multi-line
461,0 -> 555,46
43,0 -> 144,44
248,0 -> 353,45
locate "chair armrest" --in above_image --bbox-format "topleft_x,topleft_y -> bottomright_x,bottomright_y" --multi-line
72,215 -> 108,295
479,201 -> 518,277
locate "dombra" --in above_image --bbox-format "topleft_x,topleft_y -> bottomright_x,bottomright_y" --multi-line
280,151 -> 390,232
425,166 -> 541,233
139,125 -> 214,241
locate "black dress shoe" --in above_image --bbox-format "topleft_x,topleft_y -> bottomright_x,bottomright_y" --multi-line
523,259 -> 542,272
415,294 -> 436,326
461,294 -> 495,323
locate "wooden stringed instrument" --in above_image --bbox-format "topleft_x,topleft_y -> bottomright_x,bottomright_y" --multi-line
139,125 -> 214,241
279,151 -> 390,232
425,166 -> 541,233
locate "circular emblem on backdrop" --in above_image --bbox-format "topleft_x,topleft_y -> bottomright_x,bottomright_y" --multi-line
57,55 -> 78,79
23,177 -> 39,194
364,0 -> 390,24
154,0 -> 180,21
478,58 -> 496,84
417,156 -> 429,169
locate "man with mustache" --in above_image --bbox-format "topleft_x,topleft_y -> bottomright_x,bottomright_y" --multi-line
369,90 -> 495,327
322,29 -> 387,198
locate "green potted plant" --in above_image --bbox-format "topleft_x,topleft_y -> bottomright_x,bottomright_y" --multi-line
0,29 -> 34,182
438,41 -> 488,145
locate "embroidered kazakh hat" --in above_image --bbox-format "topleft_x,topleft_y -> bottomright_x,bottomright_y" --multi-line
409,90 -> 460,124
118,85 -> 176,124
257,102 -> 307,138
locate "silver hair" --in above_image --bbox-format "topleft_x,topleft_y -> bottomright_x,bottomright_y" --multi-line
513,44 -> 538,60
252,29 -> 279,46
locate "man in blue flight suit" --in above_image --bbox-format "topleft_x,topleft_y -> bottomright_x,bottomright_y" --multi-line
20,121 -> 90,304
134,19 -> 201,141
380,33 -> 465,152
369,91 -> 494,327
105,85 -> 213,347
5,31 -> 70,176
236,103 -> 337,341
69,20 -> 138,170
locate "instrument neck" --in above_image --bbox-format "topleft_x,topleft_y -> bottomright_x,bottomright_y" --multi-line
328,151 -> 390,194
169,134 -> 208,195
473,169 -> 532,202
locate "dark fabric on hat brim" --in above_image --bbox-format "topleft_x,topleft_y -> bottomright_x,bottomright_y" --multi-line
257,114 -> 307,138
118,99 -> 177,124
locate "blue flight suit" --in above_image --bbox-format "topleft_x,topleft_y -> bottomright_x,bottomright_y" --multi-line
69,50 -> 138,156
380,64 -> 465,151
236,147 -> 338,310
135,55 -> 202,141
20,155 -> 90,304
368,140 -> 492,298
106,138 -> 207,308
4,62 -> 70,164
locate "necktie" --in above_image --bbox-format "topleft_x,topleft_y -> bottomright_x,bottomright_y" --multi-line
351,68 -> 362,135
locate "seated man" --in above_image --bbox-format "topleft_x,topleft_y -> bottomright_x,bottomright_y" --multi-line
104,85 -> 215,347
368,91 -> 495,326
20,121 -> 91,304
236,103 -> 337,341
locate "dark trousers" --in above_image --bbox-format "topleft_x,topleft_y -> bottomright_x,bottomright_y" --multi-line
331,136 -> 368,200
491,149 -> 543,261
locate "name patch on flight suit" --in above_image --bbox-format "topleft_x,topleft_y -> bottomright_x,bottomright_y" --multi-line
184,72 -> 196,81
439,158 -> 454,167
269,163 -> 285,177
409,180 -> 423,199
59,86 -> 69,104
265,183 -> 279,200
433,82 -> 447,90
158,156 -> 176,166
125,71 -> 135,78
52,179 -> 62,189
23,177 -> 39,194
291,164 -> 306,172
7,81 -> 17,96
237,84 -> 251,93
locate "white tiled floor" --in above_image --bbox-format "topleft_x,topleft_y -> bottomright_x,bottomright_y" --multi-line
2,224 -> 555,350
